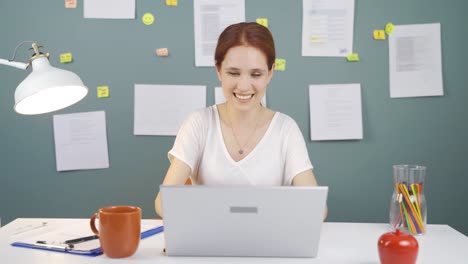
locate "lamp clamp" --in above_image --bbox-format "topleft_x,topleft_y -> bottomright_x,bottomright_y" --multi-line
28,43 -> 50,67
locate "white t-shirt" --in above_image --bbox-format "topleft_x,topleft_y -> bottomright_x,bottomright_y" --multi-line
168,105 -> 313,186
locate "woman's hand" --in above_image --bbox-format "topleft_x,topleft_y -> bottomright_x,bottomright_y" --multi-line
292,169 -> 328,220
155,158 -> 191,218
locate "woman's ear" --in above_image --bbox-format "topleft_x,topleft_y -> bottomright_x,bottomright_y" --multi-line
267,63 -> 275,83
215,63 -> 222,81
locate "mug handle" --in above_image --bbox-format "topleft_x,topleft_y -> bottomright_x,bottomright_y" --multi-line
90,213 -> 100,236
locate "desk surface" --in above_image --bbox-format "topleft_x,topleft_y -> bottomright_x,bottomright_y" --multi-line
1,218 -> 467,264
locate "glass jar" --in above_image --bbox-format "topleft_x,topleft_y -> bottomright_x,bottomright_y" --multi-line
389,165 -> 427,235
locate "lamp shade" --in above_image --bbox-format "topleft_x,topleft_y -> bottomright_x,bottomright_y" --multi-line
14,57 -> 88,115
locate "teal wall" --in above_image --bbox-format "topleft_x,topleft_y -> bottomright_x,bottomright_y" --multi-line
1,1 -> 467,235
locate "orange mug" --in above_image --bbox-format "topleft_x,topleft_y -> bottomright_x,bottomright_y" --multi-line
90,205 -> 141,258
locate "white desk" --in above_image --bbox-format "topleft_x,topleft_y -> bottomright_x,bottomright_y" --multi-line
1,218 -> 467,264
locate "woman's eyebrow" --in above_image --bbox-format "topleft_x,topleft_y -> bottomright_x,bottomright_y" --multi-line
224,67 -> 266,72
250,68 -> 267,73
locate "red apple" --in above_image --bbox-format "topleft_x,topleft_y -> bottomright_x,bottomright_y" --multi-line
378,229 -> 419,264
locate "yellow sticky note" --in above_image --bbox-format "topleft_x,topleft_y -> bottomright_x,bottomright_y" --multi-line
60,53 -> 73,63
373,30 -> 386,40
166,0 -> 178,6
97,86 -> 109,98
346,53 -> 360,62
274,58 -> 286,71
142,13 -> 155,25
385,23 -> 394,35
65,0 -> 77,8
256,18 -> 268,28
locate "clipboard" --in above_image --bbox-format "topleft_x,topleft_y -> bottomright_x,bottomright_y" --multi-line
11,241 -> 103,256
11,221 -> 164,257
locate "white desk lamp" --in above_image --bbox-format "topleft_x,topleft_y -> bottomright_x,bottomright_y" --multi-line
0,41 -> 88,115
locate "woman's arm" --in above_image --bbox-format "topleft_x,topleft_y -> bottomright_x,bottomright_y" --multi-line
292,169 -> 328,220
154,157 -> 191,218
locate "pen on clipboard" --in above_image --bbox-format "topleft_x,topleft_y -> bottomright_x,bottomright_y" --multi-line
35,241 -> 71,251
64,235 -> 99,244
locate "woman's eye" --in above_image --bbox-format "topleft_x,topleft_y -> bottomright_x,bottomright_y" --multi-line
228,72 -> 240,76
251,73 -> 262,78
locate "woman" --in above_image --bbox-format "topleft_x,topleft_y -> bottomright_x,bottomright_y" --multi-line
155,22 -> 325,218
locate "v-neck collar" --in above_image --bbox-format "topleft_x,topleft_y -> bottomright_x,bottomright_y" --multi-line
214,105 -> 277,165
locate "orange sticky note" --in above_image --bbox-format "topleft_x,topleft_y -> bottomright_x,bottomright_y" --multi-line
346,53 -> 360,62
274,58 -> 286,71
60,53 -> 73,63
156,48 -> 169,57
166,0 -> 178,6
65,0 -> 77,8
373,30 -> 386,40
256,18 -> 268,28
97,86 -> 109,98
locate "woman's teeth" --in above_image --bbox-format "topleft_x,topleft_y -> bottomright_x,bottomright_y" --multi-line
235,94 -> 253,100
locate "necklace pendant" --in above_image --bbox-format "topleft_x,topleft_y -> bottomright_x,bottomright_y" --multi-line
238,149 -> 244,155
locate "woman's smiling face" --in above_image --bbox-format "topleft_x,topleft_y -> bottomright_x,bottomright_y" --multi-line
217,45 -> 273,111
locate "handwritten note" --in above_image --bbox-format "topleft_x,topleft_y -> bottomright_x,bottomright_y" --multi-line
166,0 -> 178,6
156,48 -> 169,57
274,58 -> 286,71
65,0 -> 77,8
97,86 -> 109,98
346,53 -> 360,62
60,53 -> 73,63
373,30 -> 386,40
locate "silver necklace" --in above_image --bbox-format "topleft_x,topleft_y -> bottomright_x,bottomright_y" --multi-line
225,106 -> 263,155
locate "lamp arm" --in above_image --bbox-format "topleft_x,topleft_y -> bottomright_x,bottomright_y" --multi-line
0,41 -> 37,70
0,58 -> 28,70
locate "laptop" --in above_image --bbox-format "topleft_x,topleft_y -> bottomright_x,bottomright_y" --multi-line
160,185 -> 328,257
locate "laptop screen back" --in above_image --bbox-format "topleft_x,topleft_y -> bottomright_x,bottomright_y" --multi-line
161,185 -> 328,257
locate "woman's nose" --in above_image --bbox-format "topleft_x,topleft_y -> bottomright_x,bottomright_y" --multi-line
236,75 -> 251,91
